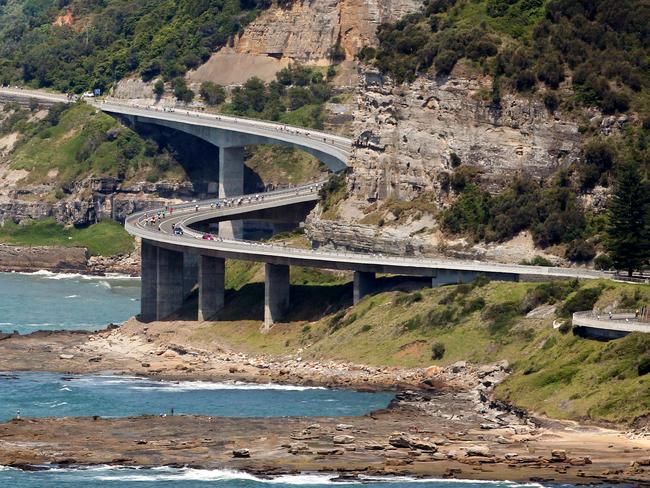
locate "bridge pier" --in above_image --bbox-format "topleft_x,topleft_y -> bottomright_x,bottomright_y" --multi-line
198,255 -> 225,321
140,240 -> 158,323
264,263 -> 290,329
218,146 -> 245,240
353,271 -> 376,304
183,252 -> 199,298
156,248 -> 185,320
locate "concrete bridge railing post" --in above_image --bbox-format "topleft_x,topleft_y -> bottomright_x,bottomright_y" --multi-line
198,255 -> 225,321
264,263 -> 290,330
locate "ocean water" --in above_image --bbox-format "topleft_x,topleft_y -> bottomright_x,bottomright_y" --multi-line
0,466 -> 560,487
0,372 -> 395,421
0,271 -> 140,334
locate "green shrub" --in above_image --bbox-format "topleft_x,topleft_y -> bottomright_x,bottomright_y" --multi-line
523,280 -> 579,311
638,357 -> 650,376
520,256 -> 554,267
395,291 -> 423,306
431,341 -> 446,360
425,306 -> 456,327
594,254 -> 614,270
462,297 -> 486,314
360,324 -> 373,333
565,240 -> 596,262
482,301 -> 521,335
559,287 -> 603,317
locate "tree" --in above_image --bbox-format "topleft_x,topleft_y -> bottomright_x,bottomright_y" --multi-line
605,162 -> 650,276
172,78 -> 194,103
199,81 -> 225,105
153,79 -> 164,99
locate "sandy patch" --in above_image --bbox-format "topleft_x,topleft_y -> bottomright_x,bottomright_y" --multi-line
0,168 -> 29,185
188,49 -> 291,86
0,132 -> 19,155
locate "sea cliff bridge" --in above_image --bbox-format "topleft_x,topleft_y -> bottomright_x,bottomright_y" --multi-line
0,88 -> 614,328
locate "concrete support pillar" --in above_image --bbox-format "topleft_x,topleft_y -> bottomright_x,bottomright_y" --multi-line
183,252 -> 199,298
156,248 -> 185,320
198,255 -> 225,321
218,146 -> 245,240
140,240 -> 158,323
264,263 -> 290,329
353,271 -> 376,305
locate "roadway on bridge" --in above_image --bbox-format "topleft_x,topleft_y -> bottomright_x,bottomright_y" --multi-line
1,87 -> 612,282
125,183 -> 609,280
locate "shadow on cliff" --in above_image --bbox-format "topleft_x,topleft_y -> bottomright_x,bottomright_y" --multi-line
171,275 -> 432,323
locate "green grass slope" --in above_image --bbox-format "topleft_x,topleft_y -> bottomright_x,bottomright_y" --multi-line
6,102 -> 186,189
0,219 -> 134,256
194,270 -> 650,426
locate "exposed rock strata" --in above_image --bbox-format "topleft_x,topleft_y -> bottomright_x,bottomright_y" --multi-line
306,69 -> 583,257
188,0 -> 421,86
348,70 -> 582,202
0,176 -> 193,227
0,244 -> 87,273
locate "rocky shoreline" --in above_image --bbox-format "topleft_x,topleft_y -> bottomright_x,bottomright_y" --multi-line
0,321 -> 649,485
0,243 -> 139,276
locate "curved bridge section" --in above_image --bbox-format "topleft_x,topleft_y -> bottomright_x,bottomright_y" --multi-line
126,184 -> 608,328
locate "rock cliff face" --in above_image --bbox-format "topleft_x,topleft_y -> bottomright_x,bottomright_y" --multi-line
348,69 -> 582,202
0,177 -> 193,227
305,68 -> 583,259
0,244 -> 87,273
188,0 -> 421,86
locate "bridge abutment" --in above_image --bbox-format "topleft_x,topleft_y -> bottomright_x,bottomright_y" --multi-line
156,247 -> 185,320
198,255 -> 225,321
353,271 -> 376,304
264,263 -> 290,329
218,146 -> 245,240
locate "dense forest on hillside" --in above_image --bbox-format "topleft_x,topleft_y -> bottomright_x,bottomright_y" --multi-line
0,0 -> 271,92
361,0 -> 649,117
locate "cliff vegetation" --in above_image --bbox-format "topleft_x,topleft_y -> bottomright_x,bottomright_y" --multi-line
0,0 -> 272,92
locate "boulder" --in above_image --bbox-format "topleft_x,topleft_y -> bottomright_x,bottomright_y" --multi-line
388,433 -> 437,451
333,435 -> 355,444
550,449 -> 567,462
232,448 -> 250,458
465,445 -> 490,457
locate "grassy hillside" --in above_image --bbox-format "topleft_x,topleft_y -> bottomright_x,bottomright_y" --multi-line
0,218 -> 134,256
4,102 -> 187,189
194,268 -> 650,426
0,0 -> 270,92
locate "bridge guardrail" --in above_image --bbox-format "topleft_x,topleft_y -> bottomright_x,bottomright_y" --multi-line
573,311 -> 650,333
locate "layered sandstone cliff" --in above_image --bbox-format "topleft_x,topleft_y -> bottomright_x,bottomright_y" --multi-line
348,69 -> 581,202
305,68 -> 583,261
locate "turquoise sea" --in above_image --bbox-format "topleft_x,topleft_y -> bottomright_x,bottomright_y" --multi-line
0,271 -> 140,334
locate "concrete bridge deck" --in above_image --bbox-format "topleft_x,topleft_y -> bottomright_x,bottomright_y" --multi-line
572,311 -> 650,338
